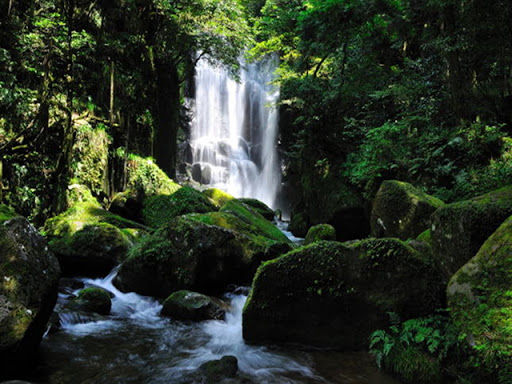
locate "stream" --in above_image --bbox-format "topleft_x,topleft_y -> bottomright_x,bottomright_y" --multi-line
36,258 -> 402,384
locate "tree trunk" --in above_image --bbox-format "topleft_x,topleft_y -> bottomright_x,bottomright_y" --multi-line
153,59 -> 180,178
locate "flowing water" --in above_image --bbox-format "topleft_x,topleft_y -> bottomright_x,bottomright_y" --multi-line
37,267 -> 402,384
188,57 -> 281,208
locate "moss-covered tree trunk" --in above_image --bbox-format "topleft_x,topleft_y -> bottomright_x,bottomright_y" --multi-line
153,59 -> 180,179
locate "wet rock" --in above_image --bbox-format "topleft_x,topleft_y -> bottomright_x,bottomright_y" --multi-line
371,180 -> 443,240
198,355 -> 238,382
236,198 -> 275,221
70,287 -> 112,315
243,239 -> 443,349
161,290 -> 227,321
287,211 -> 309,238
0,209 -> 61,378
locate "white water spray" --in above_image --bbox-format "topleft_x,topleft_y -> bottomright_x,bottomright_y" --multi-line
189,57 -> 281,208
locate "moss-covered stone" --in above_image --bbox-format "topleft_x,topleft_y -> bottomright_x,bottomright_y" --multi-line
71,287 -> 111,315
114,213 -> 292,297
202,188 -> 235,209
304,224 -> 336,245
371,180 -> 444,240
431,185 -> 512,280
0,215 -> 60,375
49,223 -> 132,276
141,186 -> 216,228
161,290 -> 227,321
0,205 -> 17,222
125,154 -> 181,197
243,239 -> 443,349
447,215 -> 512,380
43,203 -> 147,276
66,184 -> 101,207
236,198 -> 275,221
287,211 -> 309,238
219,200 -> 289,243
197,356 -> 238,383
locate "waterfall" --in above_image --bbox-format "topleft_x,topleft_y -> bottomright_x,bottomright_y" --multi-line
188,57 -> 281,208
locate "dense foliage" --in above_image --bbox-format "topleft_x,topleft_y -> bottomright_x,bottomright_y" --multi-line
249,0 -> 512,204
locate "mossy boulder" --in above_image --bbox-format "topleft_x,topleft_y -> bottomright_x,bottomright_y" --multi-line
371,180 -> 444,240
125,154 -> 181,197
243,239 -> 443,349
141,186 -> 216,228
197,356 -> 238,383
237,198 -> 275,221
287,211 -> 309,238
304,224 -> 336,245
0,211 -> 60,377
114,212 -> 291,297
431,185 -> 512,280
43,202 -> 147,276
447,215 -> 512,379
202,188 -> 235,209
71,287 -> 111,315
161,290 -> 227,321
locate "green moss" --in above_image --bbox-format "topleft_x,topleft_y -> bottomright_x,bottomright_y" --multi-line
73,287 -> 111,315
304,224 -> 336,245
142,186 -> 216,228
447,215 -> 512,379
288,212 -> 309,238
219,200 -> 289,243
202,188 -> 235,208
125,154 -> 181,196
416,229 -> 431,243
43,202 -> 148,238
431,185 -> 512,280
371,180 -> 444,240
66,183 -> 101,207
0,205 -> 17,222
236,198 -> 275,220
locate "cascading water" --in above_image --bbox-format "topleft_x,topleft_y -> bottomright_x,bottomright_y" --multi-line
188,57 -> 281,208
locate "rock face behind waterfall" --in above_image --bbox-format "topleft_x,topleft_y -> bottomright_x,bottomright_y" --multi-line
114,209 -> 292,297
243,239 -> 443,349
0,206 -> 61,378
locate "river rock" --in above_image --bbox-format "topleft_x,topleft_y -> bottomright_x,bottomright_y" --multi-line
114,211 -> 291,297
197,356 -> 238,383
70,287 -> 112,315
141,186 -> 216,228
288,211 -> 309,238
0,207 -> 61,378
431,185 -> 512,281
371,180 -> 443,240
202,188 -> 235,208
43,202 -> 146,276
243,239 -> 443,349
161,290 -> 227,321
447,215 -> 512,379
304,224 -> 336,245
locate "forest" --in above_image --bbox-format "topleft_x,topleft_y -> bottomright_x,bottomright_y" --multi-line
1,0 -> 511,383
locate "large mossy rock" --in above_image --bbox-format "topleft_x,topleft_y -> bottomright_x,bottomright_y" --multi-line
43,202 -> 147,276
288,211 -> 309,238
243,239 -> 443,349
114,211 -> 292,297
304,224 -> 336,245
236,198 -> 275,221
161,290 -> 227,321
110,154 -> 182,221
71,287 -> 111,315
141,186 -> 216,228
0,207 -> 61,377
431,186 -> 512,280
371,180 -> 443,240
447,215 -> 512,380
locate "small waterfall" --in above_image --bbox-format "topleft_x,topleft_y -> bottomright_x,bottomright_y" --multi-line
188,57 -> 281,208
